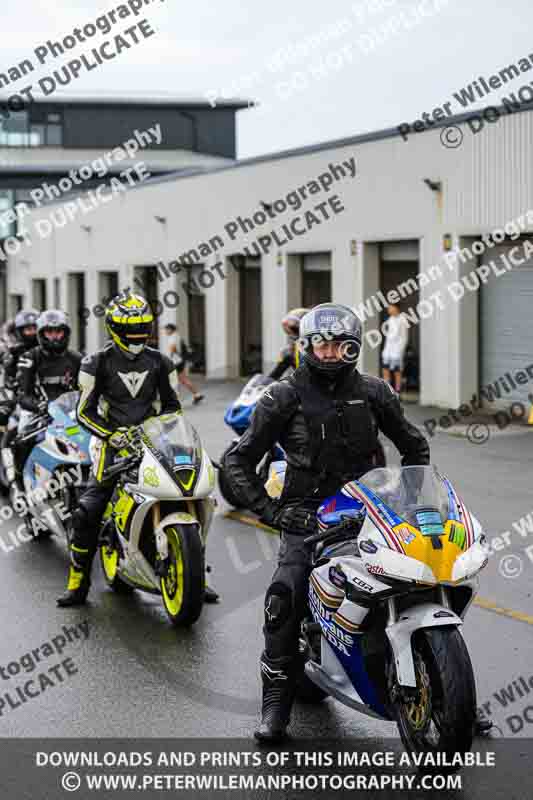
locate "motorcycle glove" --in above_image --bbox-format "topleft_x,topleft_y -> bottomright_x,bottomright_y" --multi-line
259,499 -> 318,536
275,503 -> 318,536
109,426 -> 137,450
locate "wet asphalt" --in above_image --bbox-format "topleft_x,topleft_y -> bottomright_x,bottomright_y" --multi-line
0,380 -> 532,798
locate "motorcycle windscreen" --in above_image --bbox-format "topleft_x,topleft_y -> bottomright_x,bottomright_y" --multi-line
142,412 -> 202,493
237,374 -> 273,405
356,466 -> 470,582
48,390 -> 79,419
358,466 -> 449,527
46,390 -> 92,461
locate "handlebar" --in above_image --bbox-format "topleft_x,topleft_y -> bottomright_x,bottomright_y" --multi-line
16,413 -> 52,443
304,515 -> 364,546
102,451 -> 143,480
101,430 -> 144,479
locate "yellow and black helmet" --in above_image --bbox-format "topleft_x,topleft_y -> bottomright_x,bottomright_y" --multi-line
105,293 -> 153,358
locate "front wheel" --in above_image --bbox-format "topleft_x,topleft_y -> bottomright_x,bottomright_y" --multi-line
160,525 -> 204,627
392,627 -> 476,772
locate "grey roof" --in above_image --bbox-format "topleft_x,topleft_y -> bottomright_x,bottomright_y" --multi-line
0,164 -> 212,176
134,99 -> 533,190
0,92 -> 252,110
6,99 -> 532,207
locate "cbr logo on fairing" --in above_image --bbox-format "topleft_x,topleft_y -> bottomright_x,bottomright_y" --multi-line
350,574 -> 374,592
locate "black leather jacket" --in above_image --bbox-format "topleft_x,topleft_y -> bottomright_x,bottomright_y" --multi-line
2,342 -> 34,390
77,343 -> 181,439
224,363 -> 429,516
17,346 -> 82,412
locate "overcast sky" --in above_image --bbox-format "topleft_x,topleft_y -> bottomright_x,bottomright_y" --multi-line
3,0 -> 533,158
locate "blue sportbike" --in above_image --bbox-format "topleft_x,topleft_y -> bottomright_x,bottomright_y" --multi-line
218,375 -> 284,507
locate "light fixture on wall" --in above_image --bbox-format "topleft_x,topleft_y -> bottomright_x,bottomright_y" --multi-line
350,239 -> 358,256
423,178 -> 442,192
443,233 -> 453,251
155,215 -> 167,224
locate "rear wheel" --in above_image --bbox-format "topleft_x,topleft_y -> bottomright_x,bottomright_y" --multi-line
391,627 -> 476,772
161,525 -> 204,627
99,541 -> 134,593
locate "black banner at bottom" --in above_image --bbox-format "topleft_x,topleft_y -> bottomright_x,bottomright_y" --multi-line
0,738 -> 531,800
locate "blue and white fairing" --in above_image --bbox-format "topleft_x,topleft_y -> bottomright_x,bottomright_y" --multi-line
224,374 -> 275,436
23,391 -> 91,491
308,562 -> 391,720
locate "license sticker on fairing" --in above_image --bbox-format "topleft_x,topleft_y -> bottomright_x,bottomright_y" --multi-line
415,509 -> 444,537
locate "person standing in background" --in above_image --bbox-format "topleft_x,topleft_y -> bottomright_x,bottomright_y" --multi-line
163,323 -> 205,404
381,304 -> 409,395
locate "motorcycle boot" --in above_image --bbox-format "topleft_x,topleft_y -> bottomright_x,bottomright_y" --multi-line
57,546 -> 93,607
254,653 -> 299,743
204,564 -> 220,603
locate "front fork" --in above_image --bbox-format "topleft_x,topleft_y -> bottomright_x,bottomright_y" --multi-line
385,586 -> 453,705
153,503 -> 170,578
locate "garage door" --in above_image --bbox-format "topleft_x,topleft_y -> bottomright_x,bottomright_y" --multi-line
480,241 -> 533,407
240,257 -> 262,375
302,252 -> 331,307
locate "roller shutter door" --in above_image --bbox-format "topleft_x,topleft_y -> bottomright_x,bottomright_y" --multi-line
480,241 -> 533,407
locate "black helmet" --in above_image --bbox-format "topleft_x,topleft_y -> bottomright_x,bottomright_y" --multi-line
298,303 -> 362,376
105,292 -> 153,359
281,307 -> 309,340
37,309 -> 71,355
14,308 -> 39,348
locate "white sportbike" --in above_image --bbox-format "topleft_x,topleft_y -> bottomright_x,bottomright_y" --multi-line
98,411 -> 216,626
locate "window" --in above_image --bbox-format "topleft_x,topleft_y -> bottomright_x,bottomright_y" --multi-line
9,294 -> 23,315
0,109 -> 63,147
32,279 -> 47,311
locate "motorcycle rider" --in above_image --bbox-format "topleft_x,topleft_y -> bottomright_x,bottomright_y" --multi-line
224,303 -> 431,742
0,309 -> 40,489
0,318 -> 17,358
13,310 -> 81,489
57,292 -> 219,607
268,308 -> 309,380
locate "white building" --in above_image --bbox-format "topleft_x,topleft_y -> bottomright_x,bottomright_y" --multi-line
0,94 -> 248,321
6,102 -> 533,410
